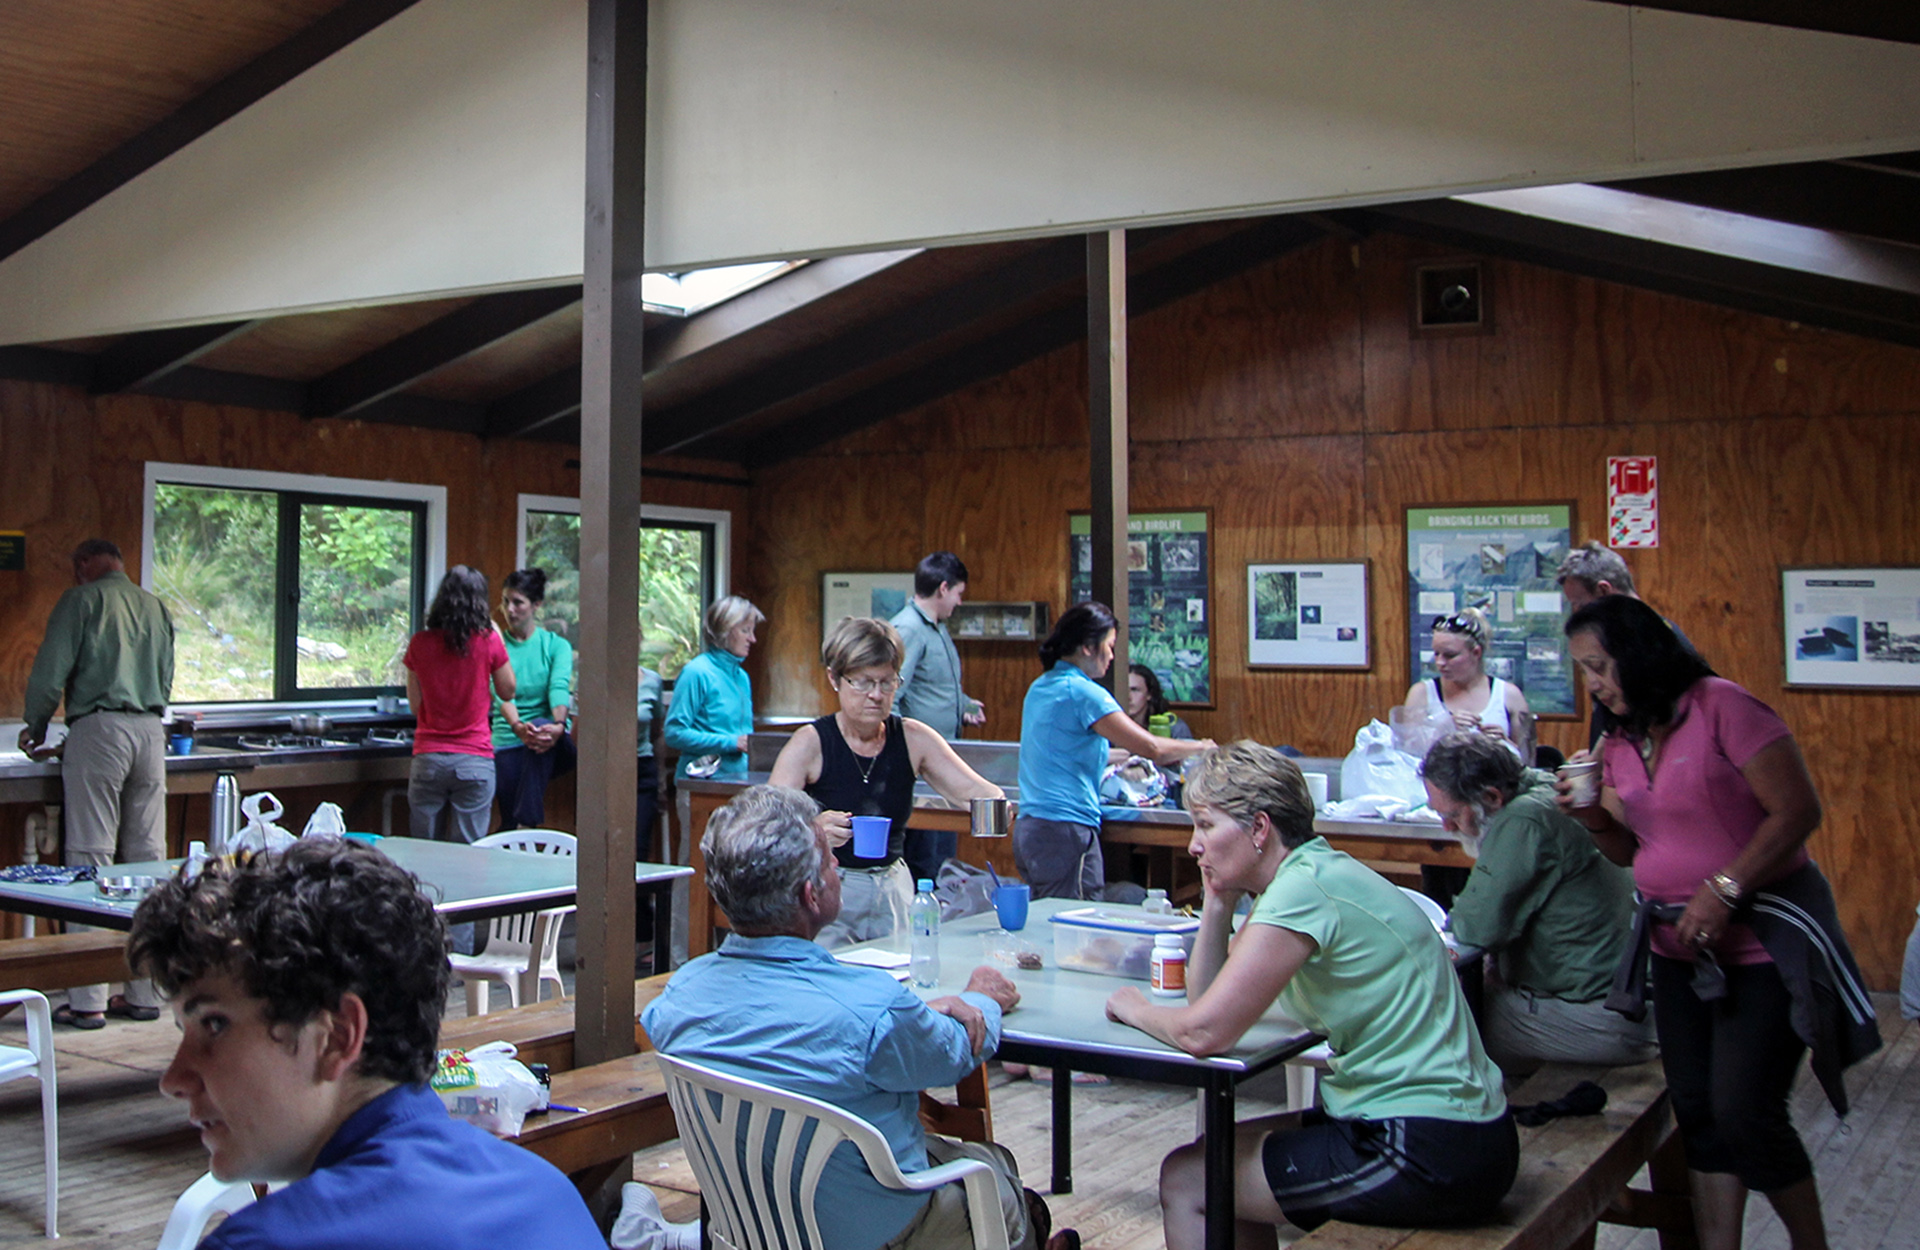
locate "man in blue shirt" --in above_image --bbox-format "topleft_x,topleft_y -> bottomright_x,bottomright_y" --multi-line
128,839 -> 604,1250
642,784 -> 1065,1250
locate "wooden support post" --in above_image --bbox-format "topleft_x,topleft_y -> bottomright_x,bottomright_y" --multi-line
574,0 -> 644,1070
1087,228 -> 1130,693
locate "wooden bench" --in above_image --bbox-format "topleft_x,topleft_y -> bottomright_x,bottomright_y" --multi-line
511,1050 -> 678,1197
1291,1060 -> 1697,1250
0,930 -> 132,991
436,973 -> 675,1074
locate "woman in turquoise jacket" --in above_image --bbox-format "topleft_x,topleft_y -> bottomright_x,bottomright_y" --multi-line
491,568 -> 576,828
664,595 -> 764,780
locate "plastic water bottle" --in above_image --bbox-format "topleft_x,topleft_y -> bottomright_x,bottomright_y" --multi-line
910,878 -> 941,988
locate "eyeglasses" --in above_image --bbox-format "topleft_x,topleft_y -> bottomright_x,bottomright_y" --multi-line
838,676 -> 901,696
1432,613 -> 1484,640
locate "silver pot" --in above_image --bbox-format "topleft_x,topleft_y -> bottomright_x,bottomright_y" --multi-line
969,796 -> 1016,839
289,712 -> 332,735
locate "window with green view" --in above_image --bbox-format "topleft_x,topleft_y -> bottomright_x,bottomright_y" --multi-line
153,482 -> 424,701
522,510 -> 714,680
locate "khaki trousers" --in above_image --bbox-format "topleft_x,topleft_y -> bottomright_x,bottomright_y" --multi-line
61,712 -> 166,1012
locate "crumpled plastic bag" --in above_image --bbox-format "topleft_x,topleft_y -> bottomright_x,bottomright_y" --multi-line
1339,720 -> 1427,809
431,1041 -> 546,1136
232,792 -> 297,854
301,801 -> 346,841
934,857 -> 996,923
1101,756 -> 1172,807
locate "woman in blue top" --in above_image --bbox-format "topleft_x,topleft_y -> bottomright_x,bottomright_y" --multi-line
1014,602 -> 1212,899
491,568 -> 576,829
664,595 -> 764,780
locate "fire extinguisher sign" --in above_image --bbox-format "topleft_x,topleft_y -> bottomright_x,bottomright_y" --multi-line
1608,456 -> 1658,549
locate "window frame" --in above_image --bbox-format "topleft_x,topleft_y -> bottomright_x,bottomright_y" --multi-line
142,462 -> 448,710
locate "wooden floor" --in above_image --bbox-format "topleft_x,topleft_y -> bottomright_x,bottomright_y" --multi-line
0,994 -> 1912,1248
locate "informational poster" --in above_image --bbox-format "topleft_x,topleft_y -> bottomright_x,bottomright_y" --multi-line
1070,511 -> 1210,704
1405,504 -> 1575,716
1247,561 -> 1370,668
820,571 -> 914,648
1608,456 -> 1659,548
1782,568 -> 1920,689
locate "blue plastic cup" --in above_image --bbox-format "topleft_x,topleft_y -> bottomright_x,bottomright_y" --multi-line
850,815 -> 890,859
994,883 -> 1031,931
168,735 -> 194,756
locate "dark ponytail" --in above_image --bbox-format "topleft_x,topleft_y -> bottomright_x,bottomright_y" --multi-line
1039,601 -> 1118,669
503,567 -> 548,604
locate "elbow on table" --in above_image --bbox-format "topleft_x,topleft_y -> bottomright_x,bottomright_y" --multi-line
1167,1016 -> 1236,1059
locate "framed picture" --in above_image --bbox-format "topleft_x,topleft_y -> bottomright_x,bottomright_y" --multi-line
820,571 -> 914,648
1247,561 -> 1370,668
1782,567 -> 1920,689
1405,503 -> 1577,717
1069,510 -> 1212,705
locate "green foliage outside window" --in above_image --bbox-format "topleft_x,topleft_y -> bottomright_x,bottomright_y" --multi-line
523,511 -> 708,679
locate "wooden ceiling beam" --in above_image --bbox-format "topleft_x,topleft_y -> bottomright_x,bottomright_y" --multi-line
89,320 -> 262,394
306,286 -> 580,420
0,0 -> 427,264
737,218 -> 1326,466
485,369 -> 582,440
1605,158 -> 1920,249
1584,1 -> 1920,44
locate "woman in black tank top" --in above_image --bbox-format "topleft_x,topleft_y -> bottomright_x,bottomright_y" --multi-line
770,617 -> 1005,948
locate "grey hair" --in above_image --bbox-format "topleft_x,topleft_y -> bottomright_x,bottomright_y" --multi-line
1421,731 -> 1524,807
1555,541 -> 1636,596
1181,740 -> 1316,850
700,785 -> 825,932
703,595 -> 767,651
822,617 -> 904,678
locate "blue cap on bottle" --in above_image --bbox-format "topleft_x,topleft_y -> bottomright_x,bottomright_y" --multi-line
917,879 -> 934,893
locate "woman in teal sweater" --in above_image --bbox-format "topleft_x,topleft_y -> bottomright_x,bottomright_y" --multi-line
664,595 -> 764,780
491,568 -> 576,828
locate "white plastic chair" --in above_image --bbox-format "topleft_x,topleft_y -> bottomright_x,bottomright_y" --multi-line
450,830 -> 577,1015
1400,885 -> 1449,932
155,1173 -> 260,1250
0,989 -> 57,1237
656,1053 -> 1010,1250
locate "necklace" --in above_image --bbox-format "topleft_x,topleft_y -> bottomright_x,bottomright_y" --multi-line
838,715 -> 885,785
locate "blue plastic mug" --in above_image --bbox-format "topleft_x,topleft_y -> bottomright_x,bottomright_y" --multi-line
850,816 -> 890,859
994,883 -> 1031,931
168,735 -> 194,756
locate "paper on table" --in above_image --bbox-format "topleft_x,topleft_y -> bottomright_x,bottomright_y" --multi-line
836,948 -> 910,969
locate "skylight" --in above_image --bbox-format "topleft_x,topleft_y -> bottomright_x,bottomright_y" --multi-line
641,260 -> 803,316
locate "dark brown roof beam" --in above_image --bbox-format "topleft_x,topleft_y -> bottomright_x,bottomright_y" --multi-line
739,217 -> 1327,466
485,369 -> 581,440
0,0 -> 428,263
1604,158 -> 1920,249
1584,1 -> 1920,44
306,286 -> 580,419
89,320 -> 263,394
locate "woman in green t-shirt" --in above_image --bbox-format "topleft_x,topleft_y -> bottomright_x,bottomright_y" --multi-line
1106,741 -> 1515,1247
491,568 -> 576,829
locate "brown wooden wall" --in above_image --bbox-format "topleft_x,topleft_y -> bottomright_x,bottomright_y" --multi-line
743,233 -> 1920,988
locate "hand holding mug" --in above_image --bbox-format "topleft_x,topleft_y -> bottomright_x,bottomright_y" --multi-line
815,810 -> 852,848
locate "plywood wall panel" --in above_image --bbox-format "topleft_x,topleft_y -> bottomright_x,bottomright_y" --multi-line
743,234 -> 1920,986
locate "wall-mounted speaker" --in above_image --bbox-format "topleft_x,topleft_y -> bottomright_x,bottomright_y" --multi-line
1413,260 -> 1490,335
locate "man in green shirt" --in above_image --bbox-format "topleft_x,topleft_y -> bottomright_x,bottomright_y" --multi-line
19,538 -> 175,1028
1422,731 -> 1656,1074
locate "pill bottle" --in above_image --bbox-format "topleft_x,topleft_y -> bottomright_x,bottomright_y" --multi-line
1149,933 -> 1187,997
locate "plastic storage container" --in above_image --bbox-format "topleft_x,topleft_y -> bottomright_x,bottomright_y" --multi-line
1050,906 -> 1200,980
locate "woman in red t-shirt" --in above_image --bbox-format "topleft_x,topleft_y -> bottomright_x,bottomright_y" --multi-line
1558,595 -> 1829,1250
404,566 -> 514,844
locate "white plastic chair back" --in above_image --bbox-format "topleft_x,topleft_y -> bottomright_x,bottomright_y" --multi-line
1399,886 -> 1449,932
0,989 -> 57,1237
155,1173 -> 261,1250
655,1053 -> 1009,1250
450,830 -> 578,1014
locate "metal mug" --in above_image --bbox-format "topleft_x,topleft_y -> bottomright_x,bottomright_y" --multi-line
969,796 -> 1016,839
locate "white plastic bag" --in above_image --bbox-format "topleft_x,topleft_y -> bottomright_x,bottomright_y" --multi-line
301,801 -> 346,841
1339,720 -> 1428,809
431,1041 -> 546,1136
232,792 -> 296,854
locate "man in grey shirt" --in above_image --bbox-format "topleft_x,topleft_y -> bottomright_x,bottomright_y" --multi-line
889,552 -> 984,883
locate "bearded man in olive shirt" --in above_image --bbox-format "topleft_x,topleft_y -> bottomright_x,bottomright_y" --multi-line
19,538 -> 175,1028
1421,732 -> 1656,1075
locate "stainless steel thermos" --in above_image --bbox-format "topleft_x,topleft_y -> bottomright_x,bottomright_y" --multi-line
209,771 -> 242,855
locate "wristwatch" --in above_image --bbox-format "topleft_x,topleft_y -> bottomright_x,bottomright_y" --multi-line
1707,871 -> 1744,906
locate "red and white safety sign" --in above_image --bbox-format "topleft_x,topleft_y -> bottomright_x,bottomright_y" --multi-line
1608,456 -> 1658,548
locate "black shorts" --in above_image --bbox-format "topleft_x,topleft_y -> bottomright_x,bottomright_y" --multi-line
1261,1108 -> 1518,1231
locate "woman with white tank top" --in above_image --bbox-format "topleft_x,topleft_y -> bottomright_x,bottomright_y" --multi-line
1402,608 -> 1534,761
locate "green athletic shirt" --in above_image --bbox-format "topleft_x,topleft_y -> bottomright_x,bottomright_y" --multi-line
1446,771 -> 1637,1003
1250,837 -> 1506,1123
